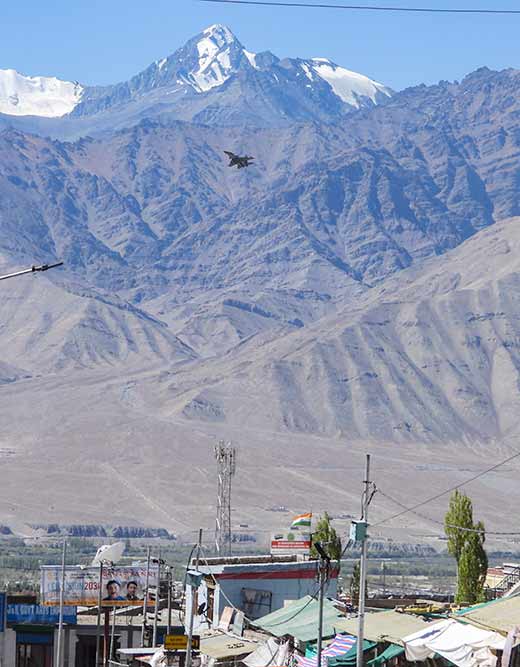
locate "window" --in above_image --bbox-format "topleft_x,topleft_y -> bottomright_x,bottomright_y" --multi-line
240,588 -> 272,619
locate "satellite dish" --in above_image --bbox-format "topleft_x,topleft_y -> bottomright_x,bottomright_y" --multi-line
92,541 -> 126,566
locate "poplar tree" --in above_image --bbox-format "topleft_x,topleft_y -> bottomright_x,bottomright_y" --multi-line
457,526 -> 488,605
445,490 -> 473,565
445,491 -> 488,604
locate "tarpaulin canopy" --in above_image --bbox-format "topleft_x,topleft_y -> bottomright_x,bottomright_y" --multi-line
254,596 -> 345,643
243,638 -> 290,667
297,635 -> 356,667
336,610 -> 430,647
366,644 -> 404,666
403,619 -> 505,667
200,633 -> 259,659
459,595 -> 520,635
328,640 -> 376,666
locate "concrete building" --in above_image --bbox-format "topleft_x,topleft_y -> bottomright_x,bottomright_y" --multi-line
187,555 -> 338,630
1,604 -> 182,667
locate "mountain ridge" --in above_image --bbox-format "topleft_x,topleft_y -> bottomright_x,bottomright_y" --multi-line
0,24 -> 392,134
3,32 -> 520,529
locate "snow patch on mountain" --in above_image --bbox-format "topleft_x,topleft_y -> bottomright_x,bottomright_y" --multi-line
309,58 -> 391,107
243,50 -> 258,69
0,69 -> 83,117
190,24 -> 239,92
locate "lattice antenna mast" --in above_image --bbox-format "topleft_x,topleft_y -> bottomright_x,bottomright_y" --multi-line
214,441 -> 237,555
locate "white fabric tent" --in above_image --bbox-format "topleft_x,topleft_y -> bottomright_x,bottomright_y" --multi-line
403,619 -> 505,667
243,638 -> 289,667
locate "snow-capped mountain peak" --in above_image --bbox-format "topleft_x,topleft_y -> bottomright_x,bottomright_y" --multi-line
202,24 -> 237,46
0,69 -> 83,118
306,58 -> 391,107
181,24 -> 245,93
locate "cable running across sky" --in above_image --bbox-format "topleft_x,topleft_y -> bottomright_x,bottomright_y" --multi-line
377,489 -> 520,536
199,0 -> 520,14
372,448 -> 520,527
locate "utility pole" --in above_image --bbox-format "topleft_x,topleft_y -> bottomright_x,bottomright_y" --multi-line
56,540 -> 67,667
141,547 -> 152,647
109,606 -> 116,664
186,529 -> 203,667
214,443 -> 236,555
314,542 -> 330,667
152,551 -> 162,648
0,261 -> 63,282
167,566 -> 173,635
356,454 -> 372,667
95,562 -> 104,667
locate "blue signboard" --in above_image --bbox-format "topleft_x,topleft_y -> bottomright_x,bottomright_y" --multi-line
7,604 -> 77,625
0,593 -> 5,632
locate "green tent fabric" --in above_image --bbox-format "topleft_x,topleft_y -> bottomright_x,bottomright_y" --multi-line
366,644 -> 404,666
254,596 -> 346,643
327,640 -> 376,666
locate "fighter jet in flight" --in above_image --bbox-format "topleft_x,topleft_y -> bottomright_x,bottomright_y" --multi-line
224,151 -> 254,169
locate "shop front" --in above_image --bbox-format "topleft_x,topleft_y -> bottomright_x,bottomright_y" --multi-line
15,627 -> 54,667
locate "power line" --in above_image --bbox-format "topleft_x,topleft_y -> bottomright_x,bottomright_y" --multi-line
373,448 -> 520,527
199,0 -> 520,14
377,489 -> 520,536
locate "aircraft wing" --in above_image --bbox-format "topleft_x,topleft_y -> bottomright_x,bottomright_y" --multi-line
224,151 -> 235,158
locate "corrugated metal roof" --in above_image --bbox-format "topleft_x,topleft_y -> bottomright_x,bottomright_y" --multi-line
200,633 -> 259,659
459,594 -> 520,634
335,611 -> 431,647
254,596 -> 344,642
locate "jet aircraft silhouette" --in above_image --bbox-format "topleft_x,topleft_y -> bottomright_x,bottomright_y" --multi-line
224,151 -> 254,169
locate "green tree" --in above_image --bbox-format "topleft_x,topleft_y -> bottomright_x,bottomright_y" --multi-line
457,527 -> 488,605
445,490 -> 474,565
310,512 -> 342,561
350,561 -> 364,602
444,491 -> 488,604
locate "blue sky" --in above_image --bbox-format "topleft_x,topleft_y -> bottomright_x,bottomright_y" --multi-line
2,0 -> 520,91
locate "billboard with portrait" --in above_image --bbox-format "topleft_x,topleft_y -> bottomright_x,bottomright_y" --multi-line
40,564 -> 159,607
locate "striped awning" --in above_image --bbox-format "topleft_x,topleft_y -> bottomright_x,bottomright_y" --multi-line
296,635 -> 357,667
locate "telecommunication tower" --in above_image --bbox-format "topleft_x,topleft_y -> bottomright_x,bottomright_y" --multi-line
214,441 -> 236,555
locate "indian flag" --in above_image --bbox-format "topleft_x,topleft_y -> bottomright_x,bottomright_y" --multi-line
291,513 -> 312,529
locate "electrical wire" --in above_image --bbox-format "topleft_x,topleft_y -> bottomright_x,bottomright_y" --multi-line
377,489 -> 520,536
199,0 -> 520,14
179,541 -> 199,624
372,448 -> 520,527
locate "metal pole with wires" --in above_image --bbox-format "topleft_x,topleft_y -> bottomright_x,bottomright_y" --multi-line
314,542 -> 330,667
56,540 -> 67,667
186,529 -> 203,667
141,547 -> 151,647
95,562 -> 104,666
110,605 -> 116,663
167,566 -> 173,635
152,551 -> 162,648
356,454 -> 372,667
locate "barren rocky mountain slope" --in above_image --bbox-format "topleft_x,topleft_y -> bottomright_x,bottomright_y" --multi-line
1,219 -> 520,538
2,27 -> 520,532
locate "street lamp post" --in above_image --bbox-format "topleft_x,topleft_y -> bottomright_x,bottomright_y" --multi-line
0,262 -> 64,282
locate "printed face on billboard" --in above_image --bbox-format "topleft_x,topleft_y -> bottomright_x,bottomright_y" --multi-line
40,565 -> 159,607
